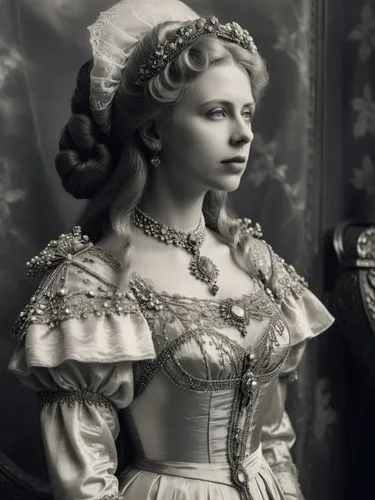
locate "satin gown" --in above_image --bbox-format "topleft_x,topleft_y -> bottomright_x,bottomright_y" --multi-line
8,225 -> 334,500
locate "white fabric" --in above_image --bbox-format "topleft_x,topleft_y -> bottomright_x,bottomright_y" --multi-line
9,312 -> 155,371
88,0 -> 197,133
280,288 -> 335,347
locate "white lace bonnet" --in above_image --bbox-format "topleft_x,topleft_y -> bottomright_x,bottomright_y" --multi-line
87,0 -> 198,134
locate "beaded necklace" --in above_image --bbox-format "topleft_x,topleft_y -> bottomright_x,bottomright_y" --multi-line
131,206 -> 220,295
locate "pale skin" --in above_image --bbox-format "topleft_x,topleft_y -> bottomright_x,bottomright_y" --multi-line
99,59 -> 261,321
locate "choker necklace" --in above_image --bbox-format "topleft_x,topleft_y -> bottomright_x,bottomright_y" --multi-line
131,206 -> 220,295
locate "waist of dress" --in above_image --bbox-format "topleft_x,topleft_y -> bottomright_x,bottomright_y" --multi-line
132,445 -> 263,486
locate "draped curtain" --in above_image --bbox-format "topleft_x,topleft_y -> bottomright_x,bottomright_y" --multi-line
0,1 -> 343,498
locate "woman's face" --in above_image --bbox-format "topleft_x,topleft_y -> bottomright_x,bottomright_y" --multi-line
156,59 -> 255,195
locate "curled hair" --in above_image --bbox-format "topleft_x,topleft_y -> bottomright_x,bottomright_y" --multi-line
56,21 -> 269,280
55,61 -> 121,199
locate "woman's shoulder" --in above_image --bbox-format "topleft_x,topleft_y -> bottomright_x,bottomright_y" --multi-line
10,226 -> 155,372
235,219 -> 334,344
13,226 -> 137,342
233,218 -> 308,301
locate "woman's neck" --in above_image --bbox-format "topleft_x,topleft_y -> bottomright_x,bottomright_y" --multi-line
139,188 -> 206,233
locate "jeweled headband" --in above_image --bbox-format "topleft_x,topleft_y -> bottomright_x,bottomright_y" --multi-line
87,0 -> 258,134
136,16 -> 258,85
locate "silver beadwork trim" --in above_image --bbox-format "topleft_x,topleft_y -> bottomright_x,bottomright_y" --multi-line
39,390 -> 116,410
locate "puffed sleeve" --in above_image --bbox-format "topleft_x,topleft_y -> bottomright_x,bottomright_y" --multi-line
8,227 -> 156,500
257,239 -> 334,499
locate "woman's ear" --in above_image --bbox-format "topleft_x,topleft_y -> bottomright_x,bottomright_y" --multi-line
138,119 -> 162,151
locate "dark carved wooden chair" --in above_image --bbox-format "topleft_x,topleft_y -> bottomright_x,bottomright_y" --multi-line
332,221 -> 375,500
332,221 -> 375,381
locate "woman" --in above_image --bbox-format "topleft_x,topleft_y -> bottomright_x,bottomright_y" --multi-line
8,1 -> 334,499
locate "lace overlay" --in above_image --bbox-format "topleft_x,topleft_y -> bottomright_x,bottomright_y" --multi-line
87,0 -> 197,133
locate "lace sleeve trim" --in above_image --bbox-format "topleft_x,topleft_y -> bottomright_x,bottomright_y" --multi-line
39,389 -> 116,410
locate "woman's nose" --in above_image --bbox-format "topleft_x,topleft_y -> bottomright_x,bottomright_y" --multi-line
230,120 -> 254,146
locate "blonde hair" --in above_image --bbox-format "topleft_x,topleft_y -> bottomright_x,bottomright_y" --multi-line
55,21 -> 269,285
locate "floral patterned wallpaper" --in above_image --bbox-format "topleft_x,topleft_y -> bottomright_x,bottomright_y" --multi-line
346,3 -> 375,219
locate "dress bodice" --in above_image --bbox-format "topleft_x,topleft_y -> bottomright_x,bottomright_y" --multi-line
8,226 -> 334,500
122,271 -> 291,491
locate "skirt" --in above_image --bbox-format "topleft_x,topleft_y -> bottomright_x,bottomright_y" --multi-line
118,446 -> 286,500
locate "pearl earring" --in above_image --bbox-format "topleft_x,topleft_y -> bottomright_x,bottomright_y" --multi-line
150,150 -> 161,168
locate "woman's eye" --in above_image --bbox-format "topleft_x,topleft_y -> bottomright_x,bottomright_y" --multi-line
207,108 -> 226,119
242,110 -> 253,121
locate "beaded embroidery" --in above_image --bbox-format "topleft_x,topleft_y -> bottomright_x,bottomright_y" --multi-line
238,217 -> 264,239
269,249 -> 308,301
129,272 -> 277,337
238,218 -> 308,303
134,327 -> 245,397
12,227 -> 140,342
39,390 -> 116,410
131,271 -> 289,398
25,226 -> 92,277
13,284 -> 140,342
226,332 -> 289,500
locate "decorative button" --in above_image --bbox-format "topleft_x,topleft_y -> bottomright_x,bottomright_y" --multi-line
241,370 -> 258,407
237,469 -> 246,483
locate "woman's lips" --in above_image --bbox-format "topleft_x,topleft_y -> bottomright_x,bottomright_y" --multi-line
221,156 -> 247,163
221,157 -> 247,173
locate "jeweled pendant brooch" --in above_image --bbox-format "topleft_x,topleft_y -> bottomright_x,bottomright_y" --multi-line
219,298 -> 251,335
189,254 -> 219,295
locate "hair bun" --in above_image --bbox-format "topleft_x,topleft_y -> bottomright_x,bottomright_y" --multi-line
55,114 -> 112,199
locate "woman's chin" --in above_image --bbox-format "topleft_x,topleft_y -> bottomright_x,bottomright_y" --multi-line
208,175 -> 243,193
